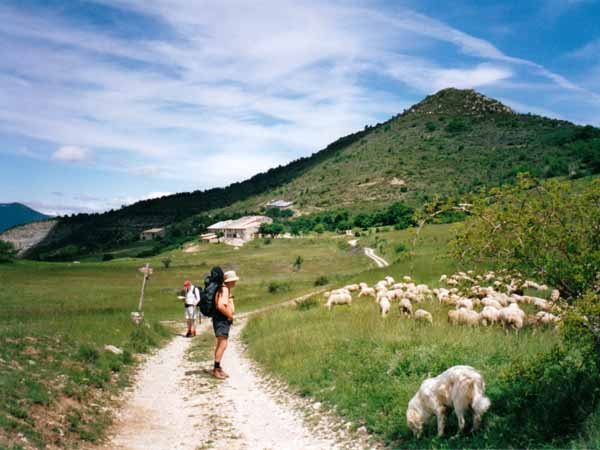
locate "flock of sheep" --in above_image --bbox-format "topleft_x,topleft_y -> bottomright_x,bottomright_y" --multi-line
322,269 -> 566,438
323,269 -> 563,332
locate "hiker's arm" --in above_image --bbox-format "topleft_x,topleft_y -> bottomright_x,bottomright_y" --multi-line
216,287 -> 234,320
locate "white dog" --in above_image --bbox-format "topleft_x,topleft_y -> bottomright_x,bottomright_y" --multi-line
406,365 -> 491,438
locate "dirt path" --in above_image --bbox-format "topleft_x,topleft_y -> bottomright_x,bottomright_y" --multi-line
363,247 -> 389,268
103,296 -> 379,450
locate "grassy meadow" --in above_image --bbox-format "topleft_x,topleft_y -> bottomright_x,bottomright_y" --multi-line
0,233 -> 370,449
242,223 -> 595,449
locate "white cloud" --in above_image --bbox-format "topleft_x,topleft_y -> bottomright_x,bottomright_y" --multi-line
1,0 -> 599,213
51,146 -> 91,163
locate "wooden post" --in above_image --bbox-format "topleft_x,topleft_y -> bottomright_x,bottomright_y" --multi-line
138,263 -> 151,312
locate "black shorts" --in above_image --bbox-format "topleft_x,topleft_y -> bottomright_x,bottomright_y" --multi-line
212,318 -> 231,338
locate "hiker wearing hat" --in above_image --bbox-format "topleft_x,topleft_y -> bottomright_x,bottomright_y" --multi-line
183,280 -> 201,337
212,270 -> 238,379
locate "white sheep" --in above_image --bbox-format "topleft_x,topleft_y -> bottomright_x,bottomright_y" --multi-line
358,287 -> 376,299
448,309 -> 480,326
481,297 -> 502,310
403,275 -> 412,282
325,291 -> 352,311
344,284 -> 360,292
551,289 -> 560,302
498,304 -> 526,331
535,311 -> 560,325
399,298 -> 413,316
456,298 -> 474,310
414,309 -> 433,324
384,276 -> 395,286
480,306 -> 500,326
379,296 -> 391,318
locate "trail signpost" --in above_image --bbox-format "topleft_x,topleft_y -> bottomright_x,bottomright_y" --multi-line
133,263 -> 153,325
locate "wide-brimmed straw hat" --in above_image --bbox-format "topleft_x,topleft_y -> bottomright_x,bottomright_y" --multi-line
223,270 -> 239,283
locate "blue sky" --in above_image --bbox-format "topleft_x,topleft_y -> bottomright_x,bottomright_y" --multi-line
0,0 -> 599,215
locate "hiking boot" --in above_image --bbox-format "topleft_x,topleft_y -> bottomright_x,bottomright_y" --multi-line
212,368 -> 227,380
185,331 -> 192,338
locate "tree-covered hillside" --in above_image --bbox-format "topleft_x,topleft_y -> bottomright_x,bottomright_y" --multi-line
27,88 -> 600,259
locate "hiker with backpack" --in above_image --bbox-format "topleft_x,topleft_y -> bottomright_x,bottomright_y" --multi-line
197,267 -> 238,379
182,280 -> 201,337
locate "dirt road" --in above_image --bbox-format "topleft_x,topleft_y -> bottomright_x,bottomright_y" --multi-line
103,298 -> 378,450
363,247 -> 389,268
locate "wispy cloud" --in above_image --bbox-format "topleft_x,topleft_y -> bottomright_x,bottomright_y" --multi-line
51,146 -> 92,163
0,0 -> 598,213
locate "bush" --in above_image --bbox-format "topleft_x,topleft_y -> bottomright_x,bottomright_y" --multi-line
295,296 -> 319,311
395,243 -> 408,254
0,240 -> 16,263
446,118 -> 470,133
314,276 -> 329,286
76,344 -> 100,363
492,344 -> 600,444
425,121 -> 436,132
161,258 -> 172,269
267,281 -> 291,294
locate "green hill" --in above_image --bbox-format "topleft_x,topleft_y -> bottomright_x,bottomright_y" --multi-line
0,203 -> 50,233
27,88 -> 600,259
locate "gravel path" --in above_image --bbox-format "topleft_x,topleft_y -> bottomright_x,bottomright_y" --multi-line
363,247 -> 389,268
103,299 -> 379,450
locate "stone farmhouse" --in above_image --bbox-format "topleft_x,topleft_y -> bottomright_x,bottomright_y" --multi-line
207,216 -> 272,242
140,227 -> 165,241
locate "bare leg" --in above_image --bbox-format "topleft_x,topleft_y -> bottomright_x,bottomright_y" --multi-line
214,336 -> 228,363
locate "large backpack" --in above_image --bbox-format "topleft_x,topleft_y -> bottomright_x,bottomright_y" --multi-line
199,266 -> 224,317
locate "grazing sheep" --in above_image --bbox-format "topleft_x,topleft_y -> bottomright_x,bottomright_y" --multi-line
358,287 -> 376,299
344,284 -> 360,292
406,365 -> 491,438
480,306 -> 500,326
403,276 -> 412,282
325,291 -> 352,311
536,311 -> 560,325
414,309 -> 433,324
448,309 -> 480,326
456,298 -> 474,310
551,289 -> 560,302
384,276 -> 395,286
375,281 -> 388,290
399,298 -> 413,316
379,296 -> 391,318
359,282 -> 368,289
481,297 -> 502,310
439,274 -> 448,282
498,304 -> 526,331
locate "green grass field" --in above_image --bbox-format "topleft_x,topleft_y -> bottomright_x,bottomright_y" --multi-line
0,233 -> 371,449
241,223 -> 593,449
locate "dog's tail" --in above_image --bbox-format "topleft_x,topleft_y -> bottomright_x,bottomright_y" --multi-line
470,379 -> 491,415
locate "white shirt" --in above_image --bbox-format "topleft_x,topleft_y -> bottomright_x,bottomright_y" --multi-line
185,286 -> 200,306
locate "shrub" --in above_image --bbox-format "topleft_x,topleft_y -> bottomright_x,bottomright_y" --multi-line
76,344 -> 100,363
425,121 -> 436,132
293,255 -> 303,271
0,240 -> 16,263
313,224 -> 325,234
492,344 -> 600,444
267,281 -> 291,294
395,243 -> 408,254
446,118 -> 470,133
295,296 -> 319,311
314,276 -> 329,286
161,258 -> 172,269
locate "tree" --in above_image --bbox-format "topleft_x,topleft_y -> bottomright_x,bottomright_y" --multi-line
452,174 -> 600,300
0,241 -> 16,263
293,255 -> 303,271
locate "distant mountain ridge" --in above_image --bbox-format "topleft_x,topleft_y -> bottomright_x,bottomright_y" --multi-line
0,203 -> 50,233
25,88 -> 600,260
